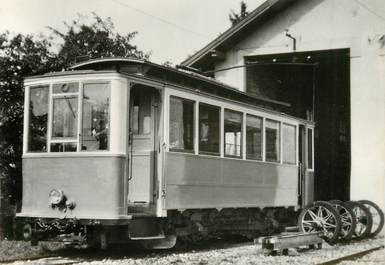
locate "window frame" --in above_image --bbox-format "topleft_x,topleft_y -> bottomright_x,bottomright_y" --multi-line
48,83 -> 80,152
168,95 -> 195,154
166,90 -> 304,166
27,84 -> 50,153
80,81 -> 111,152
198,102 -> 221,156
49,93 -> 79,148
26,80 -> 111,153
264,118 -> 281,163
282,123 -> 297,165
223,108 -> 243,158
245,113 -> 263,161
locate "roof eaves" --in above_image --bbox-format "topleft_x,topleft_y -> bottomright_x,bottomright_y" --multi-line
180,0 -> 279,67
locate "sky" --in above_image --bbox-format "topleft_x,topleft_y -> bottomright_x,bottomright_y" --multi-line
0,0 -> 265,64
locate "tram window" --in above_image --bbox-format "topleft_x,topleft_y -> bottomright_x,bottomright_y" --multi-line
169,96 -> 194,152
81,83 -> 110,151
224,109 -> 242,157
50,143 -> 77,152
265,119 -> 280,162
308,128 -> 314,170
28,85 -> 49,152
246,114 -> 262,160
199,103 -> 220,155
131,90 -> 151,135
53,83 -> 79,94
283,124 -> 296,164
52,96 -> 78,139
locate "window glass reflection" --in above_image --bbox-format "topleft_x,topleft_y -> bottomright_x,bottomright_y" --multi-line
224,109 -> 242,157
246,114 -> 262,160
131,88 -> 151,135
28,86 -> 49,152
265,119 -> 280,162
283,124 -> 296,164
81,83 -> 110,151
52,96 -> 78,139
50,143 -> 77,152
53,83 -> 79,94
199,104 -> 220,155
169,96 -> 194,152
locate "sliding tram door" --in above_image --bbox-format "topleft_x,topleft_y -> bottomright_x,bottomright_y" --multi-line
127,85 -> 159,208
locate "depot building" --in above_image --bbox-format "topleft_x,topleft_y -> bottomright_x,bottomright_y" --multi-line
181,0 -> 385,209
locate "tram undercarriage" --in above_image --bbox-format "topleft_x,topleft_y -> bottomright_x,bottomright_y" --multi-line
21,207 -> 298,249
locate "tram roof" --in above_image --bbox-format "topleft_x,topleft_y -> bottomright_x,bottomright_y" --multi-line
25,57 -> 291,112
73,57 -> 291,109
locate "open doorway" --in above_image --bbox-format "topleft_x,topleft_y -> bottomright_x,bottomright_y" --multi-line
127,84 -> 160,210
245,48 -> 351,201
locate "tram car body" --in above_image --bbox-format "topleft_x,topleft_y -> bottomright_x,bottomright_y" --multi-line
18,58 -> 315,248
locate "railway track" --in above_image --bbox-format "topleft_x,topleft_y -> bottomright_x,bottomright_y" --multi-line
0,254 -> 80,264
317,245 -> 384,265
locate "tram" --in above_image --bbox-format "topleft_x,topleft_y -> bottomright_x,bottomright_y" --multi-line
18,58 -> 317,248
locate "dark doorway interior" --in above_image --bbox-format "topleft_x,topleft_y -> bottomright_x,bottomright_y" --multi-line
244,48 -> 351,201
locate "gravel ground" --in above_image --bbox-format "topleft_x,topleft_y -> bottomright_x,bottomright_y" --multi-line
3,236 -> 384,265
0,241 -> 45,262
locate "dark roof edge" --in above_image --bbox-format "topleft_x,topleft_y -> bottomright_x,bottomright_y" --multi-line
180,0 -> 300,67
180,0 -> 276,67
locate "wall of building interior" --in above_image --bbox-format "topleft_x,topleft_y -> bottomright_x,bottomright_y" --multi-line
212,0 -> 385,208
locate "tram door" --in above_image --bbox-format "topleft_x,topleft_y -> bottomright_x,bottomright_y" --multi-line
128,85 -> 159,206
298,125 -> 314,207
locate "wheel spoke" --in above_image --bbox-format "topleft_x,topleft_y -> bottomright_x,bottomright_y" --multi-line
302,220 -> 314,226
323,210 -> 334,221
357,223 -> 365,235
308,210 -> 319,221
323,222 -> 336,229
317,206 -> 323,218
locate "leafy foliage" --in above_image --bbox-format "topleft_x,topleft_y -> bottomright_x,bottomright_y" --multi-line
0,32 -> 54,212
0,14 -> 149,238
229,1 -> 249,26
49,13 -> 150,70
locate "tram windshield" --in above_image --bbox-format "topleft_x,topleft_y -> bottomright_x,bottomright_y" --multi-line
27,81 -> 110,153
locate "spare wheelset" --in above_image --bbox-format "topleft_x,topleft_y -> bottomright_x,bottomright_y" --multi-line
298,199 -> 383,244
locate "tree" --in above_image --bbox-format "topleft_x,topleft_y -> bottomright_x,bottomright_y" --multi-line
229,1 -> 249,26
0,31 -> 55,238
49,13 -> 150,70
0,14 -> 149,239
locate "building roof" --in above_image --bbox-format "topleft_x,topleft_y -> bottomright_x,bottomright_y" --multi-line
180,0 -> 298,70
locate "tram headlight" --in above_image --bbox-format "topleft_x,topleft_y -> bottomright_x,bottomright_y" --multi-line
48,189 -> 64,207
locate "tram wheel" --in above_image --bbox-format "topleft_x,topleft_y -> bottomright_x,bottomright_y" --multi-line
298,201 -> 341,244
346,201 -> 373,239
358,200 -> 384,237
328,200 -> 356,242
